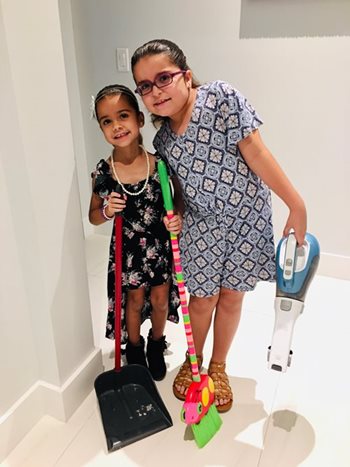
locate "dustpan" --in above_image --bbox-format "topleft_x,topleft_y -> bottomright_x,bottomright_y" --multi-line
94,210 -> 172,452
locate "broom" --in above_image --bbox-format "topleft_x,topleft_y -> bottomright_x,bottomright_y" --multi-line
158,160 -> 222,448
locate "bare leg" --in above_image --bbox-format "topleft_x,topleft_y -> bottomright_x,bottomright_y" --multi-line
188,294 -> 219,356
148,282 -> 171,380
173,293 -> 219,397
212,287 -> 245,362
150,282 -> 170,340
126,288 -> 145,344
209,287 -> 245,410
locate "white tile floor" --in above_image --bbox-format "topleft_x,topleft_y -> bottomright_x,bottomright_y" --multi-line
4,234 -> 350,466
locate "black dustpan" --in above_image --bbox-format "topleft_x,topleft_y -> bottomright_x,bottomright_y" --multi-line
94,213 -> 172,452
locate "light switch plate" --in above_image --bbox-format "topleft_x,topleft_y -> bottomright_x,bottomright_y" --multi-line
116,48 -> 129,72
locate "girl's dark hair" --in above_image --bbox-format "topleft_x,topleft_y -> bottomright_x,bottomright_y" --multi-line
94,84 -> 141,120
131,39 -> 200,127
94,84 -> 143,143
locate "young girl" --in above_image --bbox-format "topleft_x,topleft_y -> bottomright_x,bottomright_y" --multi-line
131,40 -> 307,410
89,84 -> 182,381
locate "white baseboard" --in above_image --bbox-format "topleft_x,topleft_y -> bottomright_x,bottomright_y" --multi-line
318,252 -> 350,281
0,348 -> 102,461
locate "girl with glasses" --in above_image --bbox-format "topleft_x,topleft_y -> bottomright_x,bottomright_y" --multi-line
89,84 -> 182,381
131,39 -> 307,412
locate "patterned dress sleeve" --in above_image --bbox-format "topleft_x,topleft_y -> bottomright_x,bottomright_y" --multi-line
215,81 -> 263,148
154,150 -> 174,176
153,130 -> 175,177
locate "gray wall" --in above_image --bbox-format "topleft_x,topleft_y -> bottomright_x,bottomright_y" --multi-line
240,0 -> 350,38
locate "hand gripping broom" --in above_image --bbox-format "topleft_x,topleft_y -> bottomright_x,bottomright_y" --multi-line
158,160 -> 222,448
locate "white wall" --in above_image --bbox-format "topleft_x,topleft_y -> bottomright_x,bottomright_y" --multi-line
0,0 -> 102,460
0,6 -> 40,410
71,0 -> 350,279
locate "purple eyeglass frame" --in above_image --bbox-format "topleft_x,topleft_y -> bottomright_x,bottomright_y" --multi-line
135,70 -> 186,96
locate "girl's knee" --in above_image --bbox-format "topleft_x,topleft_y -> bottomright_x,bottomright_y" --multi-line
127,290 -> 145,312
219,288 -> 245,310
150,283 -> 170,312
190,294 -> 219,313
150,295 -> 168,313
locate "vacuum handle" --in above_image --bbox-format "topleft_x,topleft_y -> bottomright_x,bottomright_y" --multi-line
158,161 -> 200,382
283,232 -> 297,281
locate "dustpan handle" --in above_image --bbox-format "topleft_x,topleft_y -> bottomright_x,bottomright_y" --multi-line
158,161 -> 200,383
114,213 -> 123,371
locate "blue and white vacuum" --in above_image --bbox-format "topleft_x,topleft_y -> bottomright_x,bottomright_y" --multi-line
267,231 -> 320,372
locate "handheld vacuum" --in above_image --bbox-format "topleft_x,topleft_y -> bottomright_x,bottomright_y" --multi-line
268,231 -> 320,372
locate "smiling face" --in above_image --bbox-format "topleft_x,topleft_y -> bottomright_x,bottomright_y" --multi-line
96,93 -> 144,148
133,53 -> 192,119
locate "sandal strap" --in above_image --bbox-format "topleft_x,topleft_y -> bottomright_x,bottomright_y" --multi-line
173,353 -> 203,388
208,361 -> 227,373
208,361 -> 233,399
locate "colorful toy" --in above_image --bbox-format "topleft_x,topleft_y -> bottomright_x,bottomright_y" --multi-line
158,160 -> 222,448
268,231 -> 320,372
181,375 -> 215,424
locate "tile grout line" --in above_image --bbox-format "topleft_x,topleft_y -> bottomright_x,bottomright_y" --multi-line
256,373 -> 281,467
53,409 -> 98,466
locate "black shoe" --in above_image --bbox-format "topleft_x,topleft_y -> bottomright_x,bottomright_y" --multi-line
146,329 -> 167,381
125,336 -> 147,367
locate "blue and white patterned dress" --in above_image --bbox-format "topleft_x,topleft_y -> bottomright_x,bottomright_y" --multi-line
154,80 -> 276,297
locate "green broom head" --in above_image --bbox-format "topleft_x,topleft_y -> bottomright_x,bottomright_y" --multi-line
181,375 -> 222,448
191,404 -> 222,448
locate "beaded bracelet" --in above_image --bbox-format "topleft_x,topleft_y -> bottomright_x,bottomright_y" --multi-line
101,204 -> 113,221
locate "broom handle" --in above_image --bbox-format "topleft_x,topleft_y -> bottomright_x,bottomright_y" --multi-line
158,161 -> 200,383
114,213 -> 122,371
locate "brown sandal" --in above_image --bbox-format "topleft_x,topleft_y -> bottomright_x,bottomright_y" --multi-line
173,353 -> 203,401
208,361 -> 233,413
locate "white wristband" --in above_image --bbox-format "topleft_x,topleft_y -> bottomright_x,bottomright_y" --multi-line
101,204 -> 113,221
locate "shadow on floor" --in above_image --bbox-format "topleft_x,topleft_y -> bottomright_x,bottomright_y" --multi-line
258,409 -> 315,467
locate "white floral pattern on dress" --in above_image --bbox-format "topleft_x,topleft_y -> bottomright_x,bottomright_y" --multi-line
92,158 -> 179,341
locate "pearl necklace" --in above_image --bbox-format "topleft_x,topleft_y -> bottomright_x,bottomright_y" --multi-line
111,145 -> 150,196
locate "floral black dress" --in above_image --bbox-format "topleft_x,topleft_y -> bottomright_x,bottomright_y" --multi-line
92,157 -> 179,343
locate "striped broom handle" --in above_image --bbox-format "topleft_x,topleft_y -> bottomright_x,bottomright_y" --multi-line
158,160 -> 200,383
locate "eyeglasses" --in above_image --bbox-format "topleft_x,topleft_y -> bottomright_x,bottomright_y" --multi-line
135,70 -> 186,96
